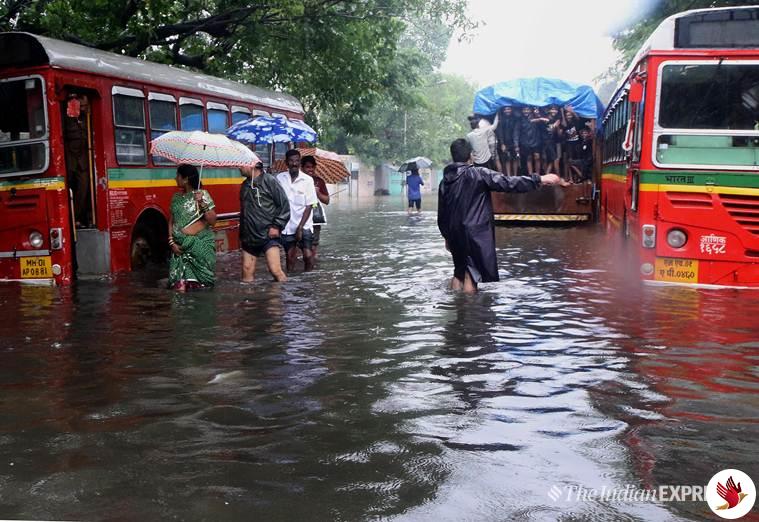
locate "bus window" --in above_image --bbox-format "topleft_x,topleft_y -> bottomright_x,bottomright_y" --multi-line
149,93 -> 177,165
179,98 -> 203,131
207,102 -> 229,134
231,106 -> 251,125
656,62 -> 759,168
0,75 -> 48,176
273,142 -> 288,160
207,110 -> 227,133
232,112 -> 248,125
255,143 -> 271,168
659,62 -> 759,130
113,88 -> 147,165
632,87 -> 645,163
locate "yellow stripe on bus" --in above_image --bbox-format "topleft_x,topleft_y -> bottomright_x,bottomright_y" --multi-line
601,173 -> 627,183
494,214 -> 590,222
109,178 -> 244,189
0,181 -> 65,192
640,184 -> 759,196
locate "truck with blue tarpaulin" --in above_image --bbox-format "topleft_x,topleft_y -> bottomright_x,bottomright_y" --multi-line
473,78 -> 604,223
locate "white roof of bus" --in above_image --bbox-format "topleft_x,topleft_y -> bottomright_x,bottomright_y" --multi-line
9,32 -> 303,114
604,5 -> 759,119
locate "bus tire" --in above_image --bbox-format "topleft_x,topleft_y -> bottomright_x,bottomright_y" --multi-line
131,210 -> 168,270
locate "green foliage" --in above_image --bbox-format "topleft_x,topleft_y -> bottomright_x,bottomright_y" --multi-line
319,73 -> 475,167
0,0 -> 476,166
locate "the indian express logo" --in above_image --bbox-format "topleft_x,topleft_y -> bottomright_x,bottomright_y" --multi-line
547,468 -> 755,519
546,484 -> 706,503
706,469 -> 755,519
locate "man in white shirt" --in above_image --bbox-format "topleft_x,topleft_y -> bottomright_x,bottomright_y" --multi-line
466,114 -> 501,171
276,149 -> 318,272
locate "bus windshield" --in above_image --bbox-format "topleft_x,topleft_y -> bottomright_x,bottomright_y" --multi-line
659,63 -> 759,130
656,63 -> 759,169
0,76 -> 48,176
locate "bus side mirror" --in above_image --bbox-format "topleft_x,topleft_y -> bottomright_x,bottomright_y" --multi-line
629,80 -> 644,104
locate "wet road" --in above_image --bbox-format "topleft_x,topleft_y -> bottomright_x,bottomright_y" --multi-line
0,197 -> 757,521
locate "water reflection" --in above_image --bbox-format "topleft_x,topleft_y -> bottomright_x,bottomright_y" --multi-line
0,199 -> 755,521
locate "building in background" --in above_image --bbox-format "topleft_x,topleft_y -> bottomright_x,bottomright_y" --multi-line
334,156 -> 439,199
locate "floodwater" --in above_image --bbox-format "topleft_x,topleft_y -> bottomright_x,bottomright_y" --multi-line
0,197 -> 757,521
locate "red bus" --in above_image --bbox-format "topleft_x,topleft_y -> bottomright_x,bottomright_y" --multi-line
0,32 -> 304,285
600,6 -> 759,287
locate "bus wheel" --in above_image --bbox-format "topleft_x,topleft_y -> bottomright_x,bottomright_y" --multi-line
131,230 -> 152,269
131,210 -> 168,270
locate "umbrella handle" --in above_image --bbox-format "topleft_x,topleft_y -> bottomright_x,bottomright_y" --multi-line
328,187 -> 348,197
198,145 -> 206,188
196,153 -> 205,214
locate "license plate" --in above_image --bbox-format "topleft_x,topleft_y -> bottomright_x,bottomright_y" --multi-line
654,257 -> 699,284
19,256 -> 52,279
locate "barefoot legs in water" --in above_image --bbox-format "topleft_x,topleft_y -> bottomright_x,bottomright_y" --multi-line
266,246 -> 287,281
450,270 -> 478,294
286,246 -> 314,273
241,250 -> 256,283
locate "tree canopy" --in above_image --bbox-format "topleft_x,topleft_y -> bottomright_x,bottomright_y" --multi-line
0,0 -> 473,139
320,73 -> 475,167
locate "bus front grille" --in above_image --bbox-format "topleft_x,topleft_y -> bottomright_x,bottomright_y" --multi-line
666,191 -> 713,208
720,194 -> 759,235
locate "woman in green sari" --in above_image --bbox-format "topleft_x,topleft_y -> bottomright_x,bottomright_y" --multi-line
168,164 -> 217,291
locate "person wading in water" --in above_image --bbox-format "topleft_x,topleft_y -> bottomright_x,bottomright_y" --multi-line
437,139 -> 560,293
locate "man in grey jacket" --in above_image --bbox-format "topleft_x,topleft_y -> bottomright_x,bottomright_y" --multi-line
240,163 -> 290,282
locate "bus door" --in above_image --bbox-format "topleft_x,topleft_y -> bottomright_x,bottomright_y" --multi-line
624,75 -> 646,234
61,88 -> 110,275
62,90 -> 97,229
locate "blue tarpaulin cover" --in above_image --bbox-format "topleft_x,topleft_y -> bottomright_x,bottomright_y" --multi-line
473,78 -> 605,120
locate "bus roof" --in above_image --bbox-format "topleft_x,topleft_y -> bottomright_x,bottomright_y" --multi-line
0,32 -> 303,114
604,5 -> 759,119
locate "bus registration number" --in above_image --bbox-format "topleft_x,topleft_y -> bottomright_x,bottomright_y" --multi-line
20,256 -> 52,279
654,257 -> 699,284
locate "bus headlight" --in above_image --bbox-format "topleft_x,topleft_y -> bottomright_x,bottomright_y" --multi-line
667,229 -> 687,248
29,231 -> 44,249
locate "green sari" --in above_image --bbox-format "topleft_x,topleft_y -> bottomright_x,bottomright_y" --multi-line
168,189 -> 216,288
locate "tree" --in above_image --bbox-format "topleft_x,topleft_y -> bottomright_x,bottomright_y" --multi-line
0,0 -> 474,135
319,73 -> 475,167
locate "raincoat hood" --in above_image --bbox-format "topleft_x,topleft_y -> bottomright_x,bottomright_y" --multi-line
443,162 -> 470,184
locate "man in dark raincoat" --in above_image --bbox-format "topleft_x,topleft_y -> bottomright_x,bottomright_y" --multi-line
240,162 -> 290,282
438,139 -> 560,293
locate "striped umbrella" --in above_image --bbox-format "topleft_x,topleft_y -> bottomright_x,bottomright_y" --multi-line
151,131 -> 260,167
271,147 -> 350,184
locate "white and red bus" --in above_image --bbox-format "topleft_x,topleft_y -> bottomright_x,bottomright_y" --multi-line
600,6 -> 759,287
0,32 -> 304,285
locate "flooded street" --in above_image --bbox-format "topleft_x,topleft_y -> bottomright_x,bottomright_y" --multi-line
0,197 -> 757,521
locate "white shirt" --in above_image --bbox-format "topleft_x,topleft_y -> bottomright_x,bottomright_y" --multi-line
467,116 -> 498,164
276,170 -> 318,234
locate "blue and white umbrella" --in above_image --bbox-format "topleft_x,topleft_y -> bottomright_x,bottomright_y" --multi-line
226,115 -> 318,145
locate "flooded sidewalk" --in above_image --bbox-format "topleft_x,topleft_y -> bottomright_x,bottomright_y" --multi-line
0,198 -> 756,521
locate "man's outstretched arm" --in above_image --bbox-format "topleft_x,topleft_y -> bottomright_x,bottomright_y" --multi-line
480,168 -> 561,193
